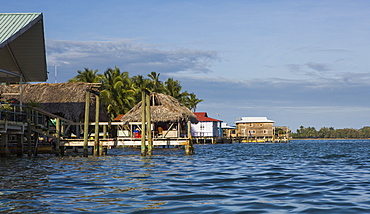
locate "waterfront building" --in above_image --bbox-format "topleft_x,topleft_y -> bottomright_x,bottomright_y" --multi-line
235,117 -> 275,141
191,112 -> 222,137
221,122 -> 236,138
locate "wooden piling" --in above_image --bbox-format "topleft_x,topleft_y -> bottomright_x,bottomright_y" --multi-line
141,89 -> 147,156
94,94 -> 100,156
83,90 -> 90,157
0,133 -> 9,157
27,109 -> 32,157
185,121 -> 194,155
16,134 -> 23,157
146,92 -> 152,155
55,118 -> 61,155
33,132 -> 40,156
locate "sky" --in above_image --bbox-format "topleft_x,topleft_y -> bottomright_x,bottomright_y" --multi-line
2,0 -> 370,131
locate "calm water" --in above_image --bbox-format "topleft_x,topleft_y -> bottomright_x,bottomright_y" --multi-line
1,140 -> 370,213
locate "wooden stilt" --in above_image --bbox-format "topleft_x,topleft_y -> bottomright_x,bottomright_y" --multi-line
83,90 -> 90,157
185,121 -> 194,155
16,134 -> 23,157
0,133 -> 9,157
94,94 -> 100,156
146,92 -> 152,155
27,109 -> 32,157
141,90 -> 147,156
56,118 -> 60,155
33,132 -> 40,156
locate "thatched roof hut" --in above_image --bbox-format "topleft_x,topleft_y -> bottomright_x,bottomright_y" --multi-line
0,82 -> 109,122
120,92 -> 198,124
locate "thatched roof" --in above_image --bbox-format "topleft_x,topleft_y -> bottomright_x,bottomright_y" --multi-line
0,82 -> 109,122
120,92 -> 198,124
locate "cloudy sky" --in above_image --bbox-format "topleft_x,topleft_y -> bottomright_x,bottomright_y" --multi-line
2,0 -> 370,131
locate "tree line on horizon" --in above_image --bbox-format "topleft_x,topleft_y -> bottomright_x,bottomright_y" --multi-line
292,126 -> 370,139
68,67 -> 204,120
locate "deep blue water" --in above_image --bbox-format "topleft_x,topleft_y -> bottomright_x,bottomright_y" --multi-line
1,140 -> 370,213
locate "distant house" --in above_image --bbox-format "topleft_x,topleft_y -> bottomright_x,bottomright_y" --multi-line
235,117 -> 275,139
191,112 -> 222,137
221,122 -> 236,138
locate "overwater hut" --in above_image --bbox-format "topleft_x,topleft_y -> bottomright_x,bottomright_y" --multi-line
0,83 -> 108,123
118,92 -> 198,144
0,82 -> 109,142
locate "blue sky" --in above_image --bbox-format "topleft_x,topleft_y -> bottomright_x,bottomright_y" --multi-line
2,0 -> 370,131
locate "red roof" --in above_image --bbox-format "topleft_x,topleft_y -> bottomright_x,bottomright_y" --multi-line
194,112 -> 222,122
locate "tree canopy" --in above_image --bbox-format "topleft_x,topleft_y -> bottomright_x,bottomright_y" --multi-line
68,67 -> 204,120
292,126 -> 370,139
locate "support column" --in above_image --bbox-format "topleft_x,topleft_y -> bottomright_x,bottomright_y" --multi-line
27,109 -> 32,157
100,125 -> 107,156
83,90 -> 90,157
185,120 -> 194,155
56,118 -> 60,155
0,133 -> 9,157
94,94 -> 100,156
16,134 -> 23,157
146,92 -> 152,155
141,89 -> 147,156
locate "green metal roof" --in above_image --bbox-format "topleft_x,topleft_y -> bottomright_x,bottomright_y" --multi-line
0,13 -> 47,82
0,13 -> 42,48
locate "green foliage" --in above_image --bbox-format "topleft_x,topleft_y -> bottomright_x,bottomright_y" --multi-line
292,126 -> 370,139
69,67 -> 204,120
68,68 -> 102,83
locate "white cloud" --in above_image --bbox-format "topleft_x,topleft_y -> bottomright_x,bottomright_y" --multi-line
46,39 -> 220,81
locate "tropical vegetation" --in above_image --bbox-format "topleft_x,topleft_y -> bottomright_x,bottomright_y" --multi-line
68,67 -> 203,120
292,126 -> 370,139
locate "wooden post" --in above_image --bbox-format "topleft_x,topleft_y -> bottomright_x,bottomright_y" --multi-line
16,134 -> 23,157
146,92 -> 152,155
141,89 -> 147,156
100,124 -> 106,156
27,108 -> 32,157
83,90 -> 90,157
0,133 -> 9,157
60,123 -> 65,156
94,94 -> 100,156
185,120 -> 194,155
33,132 -> 40,156
55,118 -> 60,155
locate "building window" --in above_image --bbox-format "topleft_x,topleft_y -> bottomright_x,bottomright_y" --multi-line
200,124 -> 205,131
249,123 -> 253,127
259,123 -> 263,127
249,130 -> 256,134
263,130 -> 268,134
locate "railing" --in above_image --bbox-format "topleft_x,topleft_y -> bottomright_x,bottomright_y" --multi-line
0,102 -> 50,127
0,102 -> 26,122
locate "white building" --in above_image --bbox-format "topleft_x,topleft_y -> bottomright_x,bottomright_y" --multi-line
191,112 -> 222,137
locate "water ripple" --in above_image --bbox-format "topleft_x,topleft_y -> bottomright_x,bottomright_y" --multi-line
1,140 -> 370,213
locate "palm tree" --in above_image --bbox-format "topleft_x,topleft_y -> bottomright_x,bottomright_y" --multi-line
100,67 -> 135,120
68,68 -> 102,83
185,93 -> 203,112
147,71 -> 163,93
164,78 -> 188,103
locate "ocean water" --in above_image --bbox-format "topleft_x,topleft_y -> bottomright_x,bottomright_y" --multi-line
1,140 -> 370,213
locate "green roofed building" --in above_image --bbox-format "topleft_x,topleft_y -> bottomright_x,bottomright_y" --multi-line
0,13 -> 47,83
